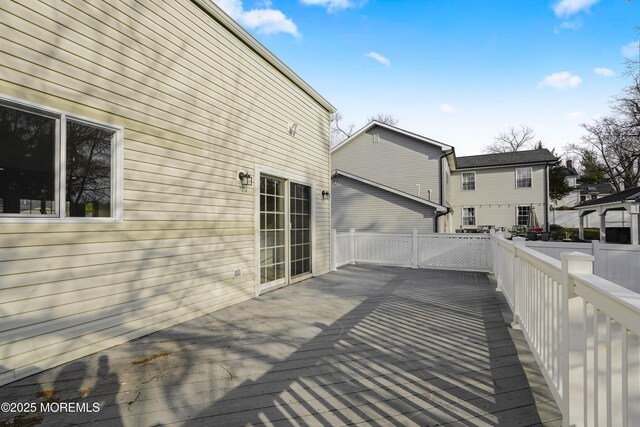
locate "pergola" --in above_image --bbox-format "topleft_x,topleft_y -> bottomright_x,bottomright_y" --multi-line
575,186 -> 640,245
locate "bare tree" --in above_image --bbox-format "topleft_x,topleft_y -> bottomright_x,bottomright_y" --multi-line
331,112 -> 399,146
574,37 -> 640,191
366,113 -> 399,126
483,125 -> 537,153
331,111 -> 356,146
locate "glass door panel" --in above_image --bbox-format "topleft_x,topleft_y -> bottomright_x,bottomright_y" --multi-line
260,176 -> 286,285
290,183 -> 311,277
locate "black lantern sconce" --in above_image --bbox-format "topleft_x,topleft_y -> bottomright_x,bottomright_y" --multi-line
238,171 -> 253,188
321,190 -> 330,200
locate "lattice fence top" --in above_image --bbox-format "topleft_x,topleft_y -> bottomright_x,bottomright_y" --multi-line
334,231 -> 492,272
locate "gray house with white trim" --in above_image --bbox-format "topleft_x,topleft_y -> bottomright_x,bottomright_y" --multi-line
331,122 -> 452,233
331,123 -> 558,233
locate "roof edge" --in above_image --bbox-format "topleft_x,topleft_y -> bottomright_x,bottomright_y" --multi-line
331,121 -> 453,154
333,169 -> 447,212
192,0 -> 336,113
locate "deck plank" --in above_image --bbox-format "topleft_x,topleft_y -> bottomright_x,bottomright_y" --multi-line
0,265 -> 561,426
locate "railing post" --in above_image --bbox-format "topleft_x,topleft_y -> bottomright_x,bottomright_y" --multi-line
412,228 -> 418,269
560,251 -> 594,427
492,232 -> 503,291
331,229 -> 337,271
511,237 -> 525,329
349,228 -> 356,264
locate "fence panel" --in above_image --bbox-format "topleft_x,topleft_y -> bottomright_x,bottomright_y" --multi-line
418,233 -> 491,271
354,233 -> 413,266
595,244 -> 640,294
335,233 -> 354,268
526,241 -> 640,293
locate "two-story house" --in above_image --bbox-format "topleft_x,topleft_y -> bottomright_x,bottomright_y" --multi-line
447,150 -> 558,231
331,121 -> 453,233
331,122 -> 558,233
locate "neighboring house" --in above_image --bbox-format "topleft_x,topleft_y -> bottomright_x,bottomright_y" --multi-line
555,160 -> 615,208
331,122 -> 453,233
0,0 -> 334,386
447,149 -> 558,231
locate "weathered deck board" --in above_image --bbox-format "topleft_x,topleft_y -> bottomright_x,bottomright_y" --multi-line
0,265 -> 561,426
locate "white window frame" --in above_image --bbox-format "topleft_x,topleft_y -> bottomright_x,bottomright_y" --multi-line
254,164 -> 316,297
461,171 -> 476,191
462,206 -> 476,227
516,205 -> 530,226
0,94 -> 124,223
515,167 -> 532,189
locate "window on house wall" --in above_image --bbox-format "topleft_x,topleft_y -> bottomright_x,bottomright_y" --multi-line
461,172 -> 476,190
462,207 -> 476,226
0,98 -> 122,220
516,167 -> 532,188
517,205 -> 530,226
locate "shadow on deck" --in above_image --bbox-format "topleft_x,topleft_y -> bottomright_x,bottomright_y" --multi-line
0,265 -> 561,426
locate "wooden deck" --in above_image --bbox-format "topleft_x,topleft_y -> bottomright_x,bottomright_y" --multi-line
0,265 -> 561,426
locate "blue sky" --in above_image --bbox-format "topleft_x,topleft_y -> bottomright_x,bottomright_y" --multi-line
214,0 -> 639,156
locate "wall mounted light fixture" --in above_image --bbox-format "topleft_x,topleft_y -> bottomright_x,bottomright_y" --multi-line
321,190 -> 330,200
238,171 -> 253,188
288,122 -> 298,137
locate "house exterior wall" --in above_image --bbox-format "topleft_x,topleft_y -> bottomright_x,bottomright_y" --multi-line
0,0 -> 331,385
449,164 -> 548,230
332,125 -> 444,204
331,176 -> 436,233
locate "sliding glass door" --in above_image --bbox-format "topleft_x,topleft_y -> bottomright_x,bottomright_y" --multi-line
259,176 -> 286,286
290,182 -> 311,279
259,175 -> 312,291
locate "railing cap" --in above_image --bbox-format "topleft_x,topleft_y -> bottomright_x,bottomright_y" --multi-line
560,251 -> 594,262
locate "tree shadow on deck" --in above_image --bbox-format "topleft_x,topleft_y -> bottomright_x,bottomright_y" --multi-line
180,265 -> 556,426
0,266 -> 560,426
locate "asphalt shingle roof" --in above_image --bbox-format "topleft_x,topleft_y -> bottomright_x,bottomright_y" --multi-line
456,149 -> 558,169
576,186 -> 640,207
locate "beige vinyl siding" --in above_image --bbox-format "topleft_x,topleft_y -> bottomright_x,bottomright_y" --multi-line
332,126 -> 444,204
0,0 -> 331,385
331,176 -> 436,234
449,165 -> 547,229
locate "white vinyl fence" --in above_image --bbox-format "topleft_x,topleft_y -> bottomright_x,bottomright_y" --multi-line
331,229 -> 492,272
526,241 -> 640,293
493,235 -> 640,427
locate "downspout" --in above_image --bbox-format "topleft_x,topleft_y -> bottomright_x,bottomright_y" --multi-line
544,164 -> 549,231
436,151 -> 451,233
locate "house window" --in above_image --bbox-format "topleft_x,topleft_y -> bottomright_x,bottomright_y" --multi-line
517,206 -> 530,226
0,97 -> 122,220
516,167 -> 532,188
462,207 -> 476,226
461,172 -> 476,191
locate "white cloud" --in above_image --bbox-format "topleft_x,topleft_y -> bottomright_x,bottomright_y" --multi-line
553,0 -> 599,17
593,67 -> 615,77
213,0 -> 299,37
621,41 -> 640,59
300,0 -> 365,13
439,103 -> 458,114
566,111 -> 583,120
554,19 -> 582,33
365,52 -> 390,67
537,71 -> 583,90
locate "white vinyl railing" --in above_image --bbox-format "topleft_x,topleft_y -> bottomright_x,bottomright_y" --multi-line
492,233 -> 640,427
330,229 -> 492,272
